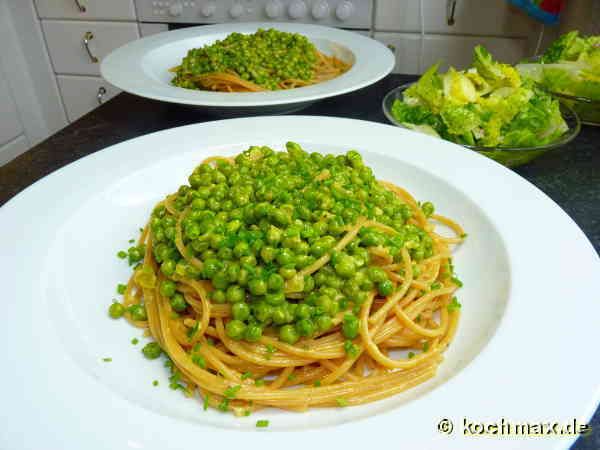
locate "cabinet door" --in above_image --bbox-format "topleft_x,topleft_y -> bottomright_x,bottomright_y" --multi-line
0,66 -> 24,147
57,75 -> 120,122
42,20 -> 139,75
34,0 -> 136,21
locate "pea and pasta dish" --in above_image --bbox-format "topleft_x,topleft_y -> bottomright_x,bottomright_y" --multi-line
108,143 -> 465,417
170,28 -> 351,92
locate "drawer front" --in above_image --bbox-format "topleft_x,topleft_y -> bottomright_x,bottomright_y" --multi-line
374,33 -> 527,74
0,67 -> 24,146
375,0 -> 533,37
42,20 -> 139,75
57,75 -> 120,122
35,0 -> 137,21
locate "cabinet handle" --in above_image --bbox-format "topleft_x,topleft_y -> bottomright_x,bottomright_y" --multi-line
74,0 -> 87,12
83,31 -> 99,63
97,87 -> 107,104
447,0 -> 457,25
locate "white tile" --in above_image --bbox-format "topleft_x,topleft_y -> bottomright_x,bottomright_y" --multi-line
374,32 -> 421,74
374,0 -> 421,32
422,35 -> 528,71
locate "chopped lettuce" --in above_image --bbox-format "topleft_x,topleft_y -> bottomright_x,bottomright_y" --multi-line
390,46 -> 569,150
517,31 -> 600,101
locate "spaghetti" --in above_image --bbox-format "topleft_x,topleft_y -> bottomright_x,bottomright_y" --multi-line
170,28 -> 351,92
112,143 -> 465,416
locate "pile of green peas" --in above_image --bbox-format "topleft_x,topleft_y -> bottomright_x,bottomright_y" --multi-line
134,143 -> 435,345
172,28 -> 318,91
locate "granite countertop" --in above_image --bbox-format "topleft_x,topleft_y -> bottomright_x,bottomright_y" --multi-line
0,74 -> 598,448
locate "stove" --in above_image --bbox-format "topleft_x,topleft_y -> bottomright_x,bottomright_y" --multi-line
135,0 -> 373,30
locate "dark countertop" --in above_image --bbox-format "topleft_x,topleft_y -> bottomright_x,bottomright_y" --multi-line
1,74 -> 598,448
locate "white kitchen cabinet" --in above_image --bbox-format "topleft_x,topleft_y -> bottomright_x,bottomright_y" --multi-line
42,20 -> 140,76
0,65 -> 24,147
375,0 -> 533,36
139,22 -> 169,37
57,75 -> 121,122
34,0 -> 137,21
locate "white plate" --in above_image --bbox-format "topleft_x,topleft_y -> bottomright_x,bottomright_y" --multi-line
101,23 -> 394,114
1,117 -> 598,450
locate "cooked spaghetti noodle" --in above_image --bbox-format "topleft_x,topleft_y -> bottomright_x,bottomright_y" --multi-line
111,143 -> 465,416
169,28 -> 351,92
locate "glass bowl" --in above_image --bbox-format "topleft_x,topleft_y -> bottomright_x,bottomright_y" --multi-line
519,57 -> 600,127
382,83 -> 581,168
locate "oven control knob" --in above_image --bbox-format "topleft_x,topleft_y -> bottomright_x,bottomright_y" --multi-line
265,0 -> 283,18
168,2 -> 183,16
288,0 -> 307,19
311,0 -> 330,19
335,1 -> 354,21
229,3 -> 244,18
200,2 -> 216,17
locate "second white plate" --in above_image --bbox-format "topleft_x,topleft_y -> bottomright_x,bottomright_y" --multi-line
101,23 -> 394,114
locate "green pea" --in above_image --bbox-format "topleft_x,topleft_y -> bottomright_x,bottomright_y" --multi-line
108,302 -> 125,319
260,246 -> 276,263
128,304 -> 147,321
342,314 -> 359,339
226,320 -> 246,340
170,293 -> 187,312
334,256 -> 356,278
142,342 -> 162,359
244,324 -> 262,342
212,272 -> 229,290
233,241 -> 250,258
367,267 -> 387,283
295,319 -> 315,337
421,201 -> 435,218
279,324 -> 299,344
279,266 -> 296,280
267,273 -> 285,292
266,226 -> 282,245
253,303 -> 273,323
226,285 -> 245,303
378,280 -> 394,297
248,278 -> 267,296
276,248 -> 295,266
265,292 -> 285,306
232,302 -> 251,321
316,315 -> 333,332
272,306 -> 287,324
211,289 -> 226,304
296,303 -> 313,320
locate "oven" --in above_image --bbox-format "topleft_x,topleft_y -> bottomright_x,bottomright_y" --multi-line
134,0 -> 373,36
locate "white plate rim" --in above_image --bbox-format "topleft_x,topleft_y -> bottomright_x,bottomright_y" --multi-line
100,22 -> 394,107
0,116 -> 599,450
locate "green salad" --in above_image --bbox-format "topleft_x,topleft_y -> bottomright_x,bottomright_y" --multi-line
518,31 -> 600,101
390,46 -> 568,148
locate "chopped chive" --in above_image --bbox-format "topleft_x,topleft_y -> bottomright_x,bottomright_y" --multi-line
313,380 -> 321,387
117,283 -> 127,295
422,341 -> 430,352
218,399 -> 230,412
131,338 -> 139,345
415,315 -> 422,323
408,352 -> 415,359
192,342 -> 202,352
244,410 -> 251,417
447,296 -> 462,312
117,250 -> 127,259
287,373 -> 297,381
129,239 -> 135,243
335,398 -> 349,407
460,233 -> 468,239
203,394 -> 209,411
192,354 -> 206,369
451,276 -> 463,287
102,357 -> 112,362
241,371 -> 253,380
430,282 -> 441,290
152,380 -> 159,386
344,340 -> 359,358
255,379 -> 265,387
207,338 -> 215,346
187,321 -> 200,340
223,385 -> 241,399
256,420 -> 269,428
139,227 -> 144,233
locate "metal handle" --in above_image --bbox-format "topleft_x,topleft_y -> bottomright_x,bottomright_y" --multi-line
447,0 -> 457,26
97,86 -> 107,104
83,31 -> 99,63
74,0 -> 86,12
